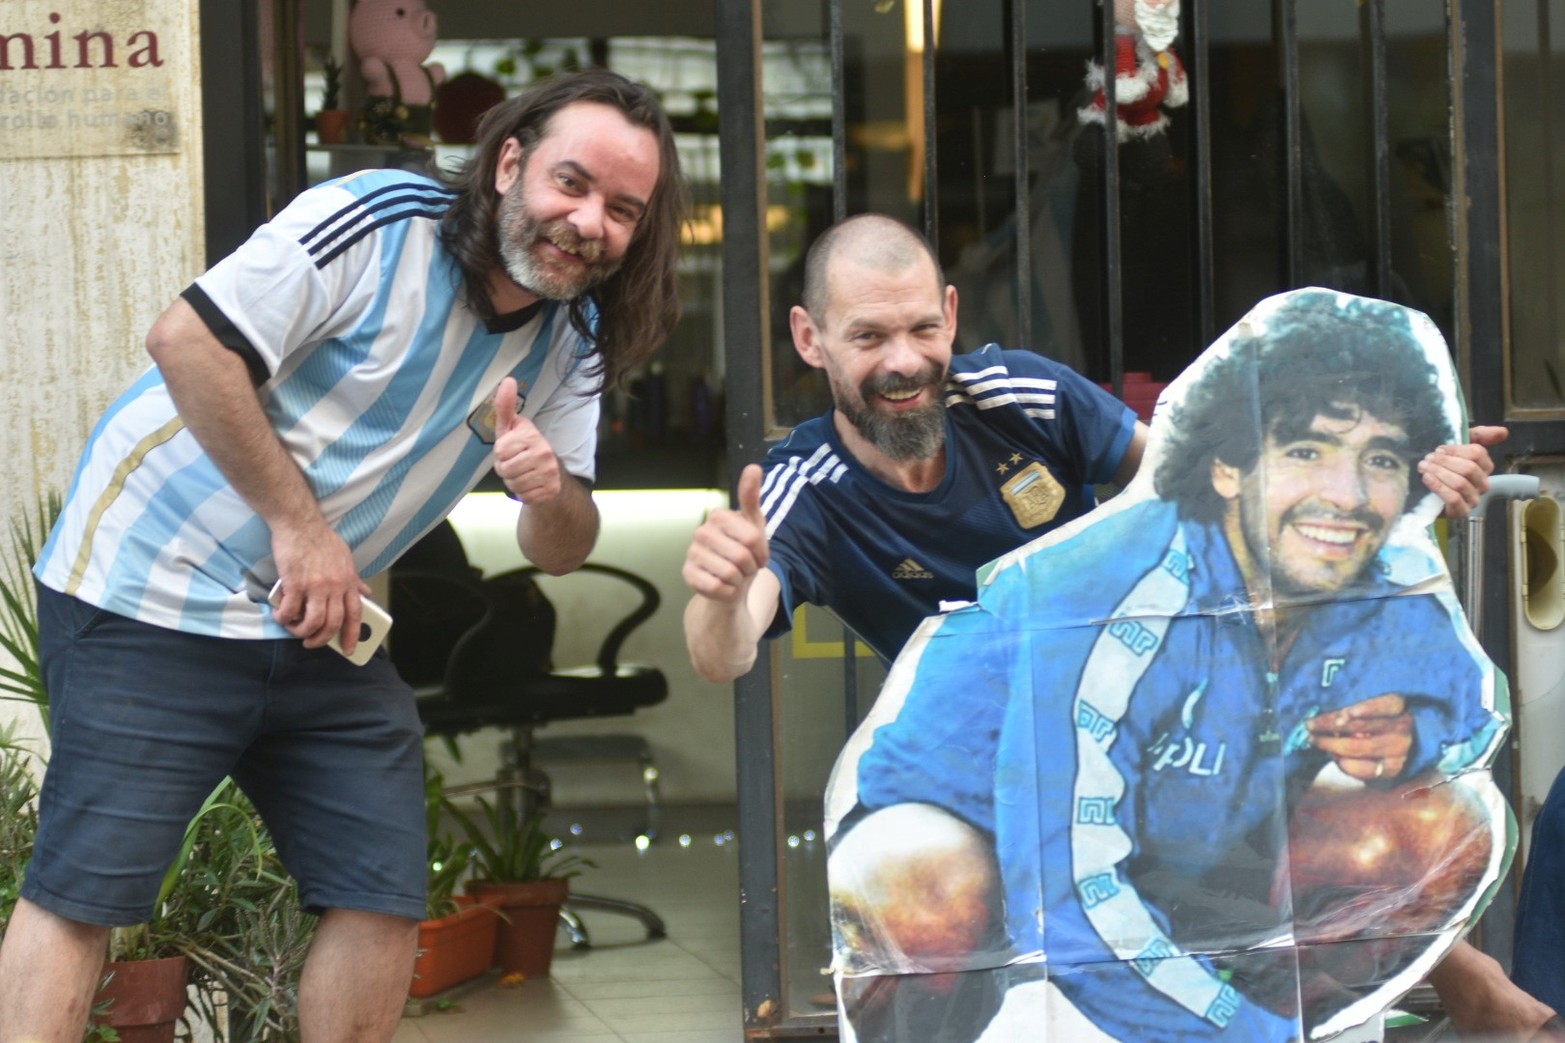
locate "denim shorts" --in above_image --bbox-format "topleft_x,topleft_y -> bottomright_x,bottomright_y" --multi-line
24,582 -> 428,926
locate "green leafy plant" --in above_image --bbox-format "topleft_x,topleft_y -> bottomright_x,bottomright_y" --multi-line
83,1001 -> 120,1042
424,769 -> 471,919
445,796 -> 593,884
0,726 -> 40,937
320,53 -> 344,112
92,779 -> 316,1038
0,491 -> 60,729
106,783 -> 267,963
174,781 -> 315,1038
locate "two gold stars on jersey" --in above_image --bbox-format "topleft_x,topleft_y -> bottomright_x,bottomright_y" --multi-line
996,452 -> 1065,528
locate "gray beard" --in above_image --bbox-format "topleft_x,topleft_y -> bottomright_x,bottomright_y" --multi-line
841,398 -> 947,461
497,187 -> 613,301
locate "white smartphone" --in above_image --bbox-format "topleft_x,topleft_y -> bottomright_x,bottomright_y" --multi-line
268,580 -> 393,666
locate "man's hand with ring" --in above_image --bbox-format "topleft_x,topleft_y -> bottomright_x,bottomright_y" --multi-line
1305,693 -> 1413,782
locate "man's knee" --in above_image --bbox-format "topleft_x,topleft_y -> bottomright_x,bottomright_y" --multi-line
316,907 -> 419,942
2,897 -> 110,949
830,803 -> 1002,971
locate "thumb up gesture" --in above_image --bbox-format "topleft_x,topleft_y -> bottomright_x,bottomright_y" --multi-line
683,464 -> 770,603
492,377 -> 564,504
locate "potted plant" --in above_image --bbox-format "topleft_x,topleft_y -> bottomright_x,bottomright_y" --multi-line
316,53 -> 352,144
409,772 -> 501,998
92,777 -> 309,1042
447,796 -> 592,977
176,786 -> 315,1039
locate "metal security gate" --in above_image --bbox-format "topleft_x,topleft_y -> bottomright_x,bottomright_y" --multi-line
718,0 -> 1522,1035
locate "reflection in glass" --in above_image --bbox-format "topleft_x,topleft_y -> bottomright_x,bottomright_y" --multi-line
775,613 -> 888,1023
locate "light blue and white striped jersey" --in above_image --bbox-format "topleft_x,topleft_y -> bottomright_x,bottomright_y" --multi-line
37,169 -> 601,638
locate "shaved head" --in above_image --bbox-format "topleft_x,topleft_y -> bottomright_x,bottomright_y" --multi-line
802,214 -> 945,324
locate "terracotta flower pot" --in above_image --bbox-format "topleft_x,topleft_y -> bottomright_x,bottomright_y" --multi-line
316,108 -> 352,144
94,955 -> 189,1043
469,878 -> 568,977
410,895 -> 503,998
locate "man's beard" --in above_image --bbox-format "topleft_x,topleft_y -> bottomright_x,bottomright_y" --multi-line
497,182 -> 620,301
838,369 -> 948,461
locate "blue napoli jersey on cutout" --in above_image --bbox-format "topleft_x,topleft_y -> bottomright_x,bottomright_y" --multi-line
854,498 -> 1505,1042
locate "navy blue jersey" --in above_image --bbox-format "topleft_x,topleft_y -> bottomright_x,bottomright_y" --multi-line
758,344 -> 1137,662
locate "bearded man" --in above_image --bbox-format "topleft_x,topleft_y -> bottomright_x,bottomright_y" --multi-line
3,69 -> 684,1043
684,212 -> 1499,673
681,215 -> 1551,1041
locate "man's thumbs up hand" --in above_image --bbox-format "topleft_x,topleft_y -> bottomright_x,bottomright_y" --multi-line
492,377 -> 564,505
683,464 -> 771,603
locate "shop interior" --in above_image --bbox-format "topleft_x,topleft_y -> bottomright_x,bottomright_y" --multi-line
167,0 -> 1565,1038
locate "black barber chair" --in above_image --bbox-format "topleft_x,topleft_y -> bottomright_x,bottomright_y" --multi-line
389,520 -> 669,948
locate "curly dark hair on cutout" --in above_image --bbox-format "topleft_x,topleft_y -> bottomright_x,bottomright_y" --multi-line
438,69 -> 687,391
1154,292 -> 1456,524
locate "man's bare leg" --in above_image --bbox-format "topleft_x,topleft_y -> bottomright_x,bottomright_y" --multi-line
0,898 -> 110,1043
297,908 -> 418,1042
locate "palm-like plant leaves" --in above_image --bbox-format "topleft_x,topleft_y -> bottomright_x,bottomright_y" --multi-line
0,491 -> 60,728
445,795 -> 593,883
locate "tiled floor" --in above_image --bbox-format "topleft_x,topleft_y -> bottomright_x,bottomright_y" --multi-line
393,807 -> 745,1043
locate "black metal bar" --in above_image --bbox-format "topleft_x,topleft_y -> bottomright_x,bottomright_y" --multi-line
1008,0 -> 1032,350
923,0 -> 938,245
1453,0 -> 1516,969
1188,0 -> 1216,345
1275,0 -> 1303,285
1102,0 -> 1123,391
973,104 -> 988,239
273,0 -> 307,207
1454,4 -> 1507,429
200,0 -> 268,265
717,0 -> 783,1028
1361,0 -> 1393,297
830,0 -> 848,224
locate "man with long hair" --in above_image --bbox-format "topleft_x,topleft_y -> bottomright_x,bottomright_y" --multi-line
1,69 -> 684,1042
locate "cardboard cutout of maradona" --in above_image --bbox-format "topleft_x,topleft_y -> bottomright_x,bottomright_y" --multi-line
824,289 -> 1513,1043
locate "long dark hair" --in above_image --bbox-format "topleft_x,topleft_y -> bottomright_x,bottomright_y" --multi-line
439,69 -> 686,390
1154,291 -> 1455,523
